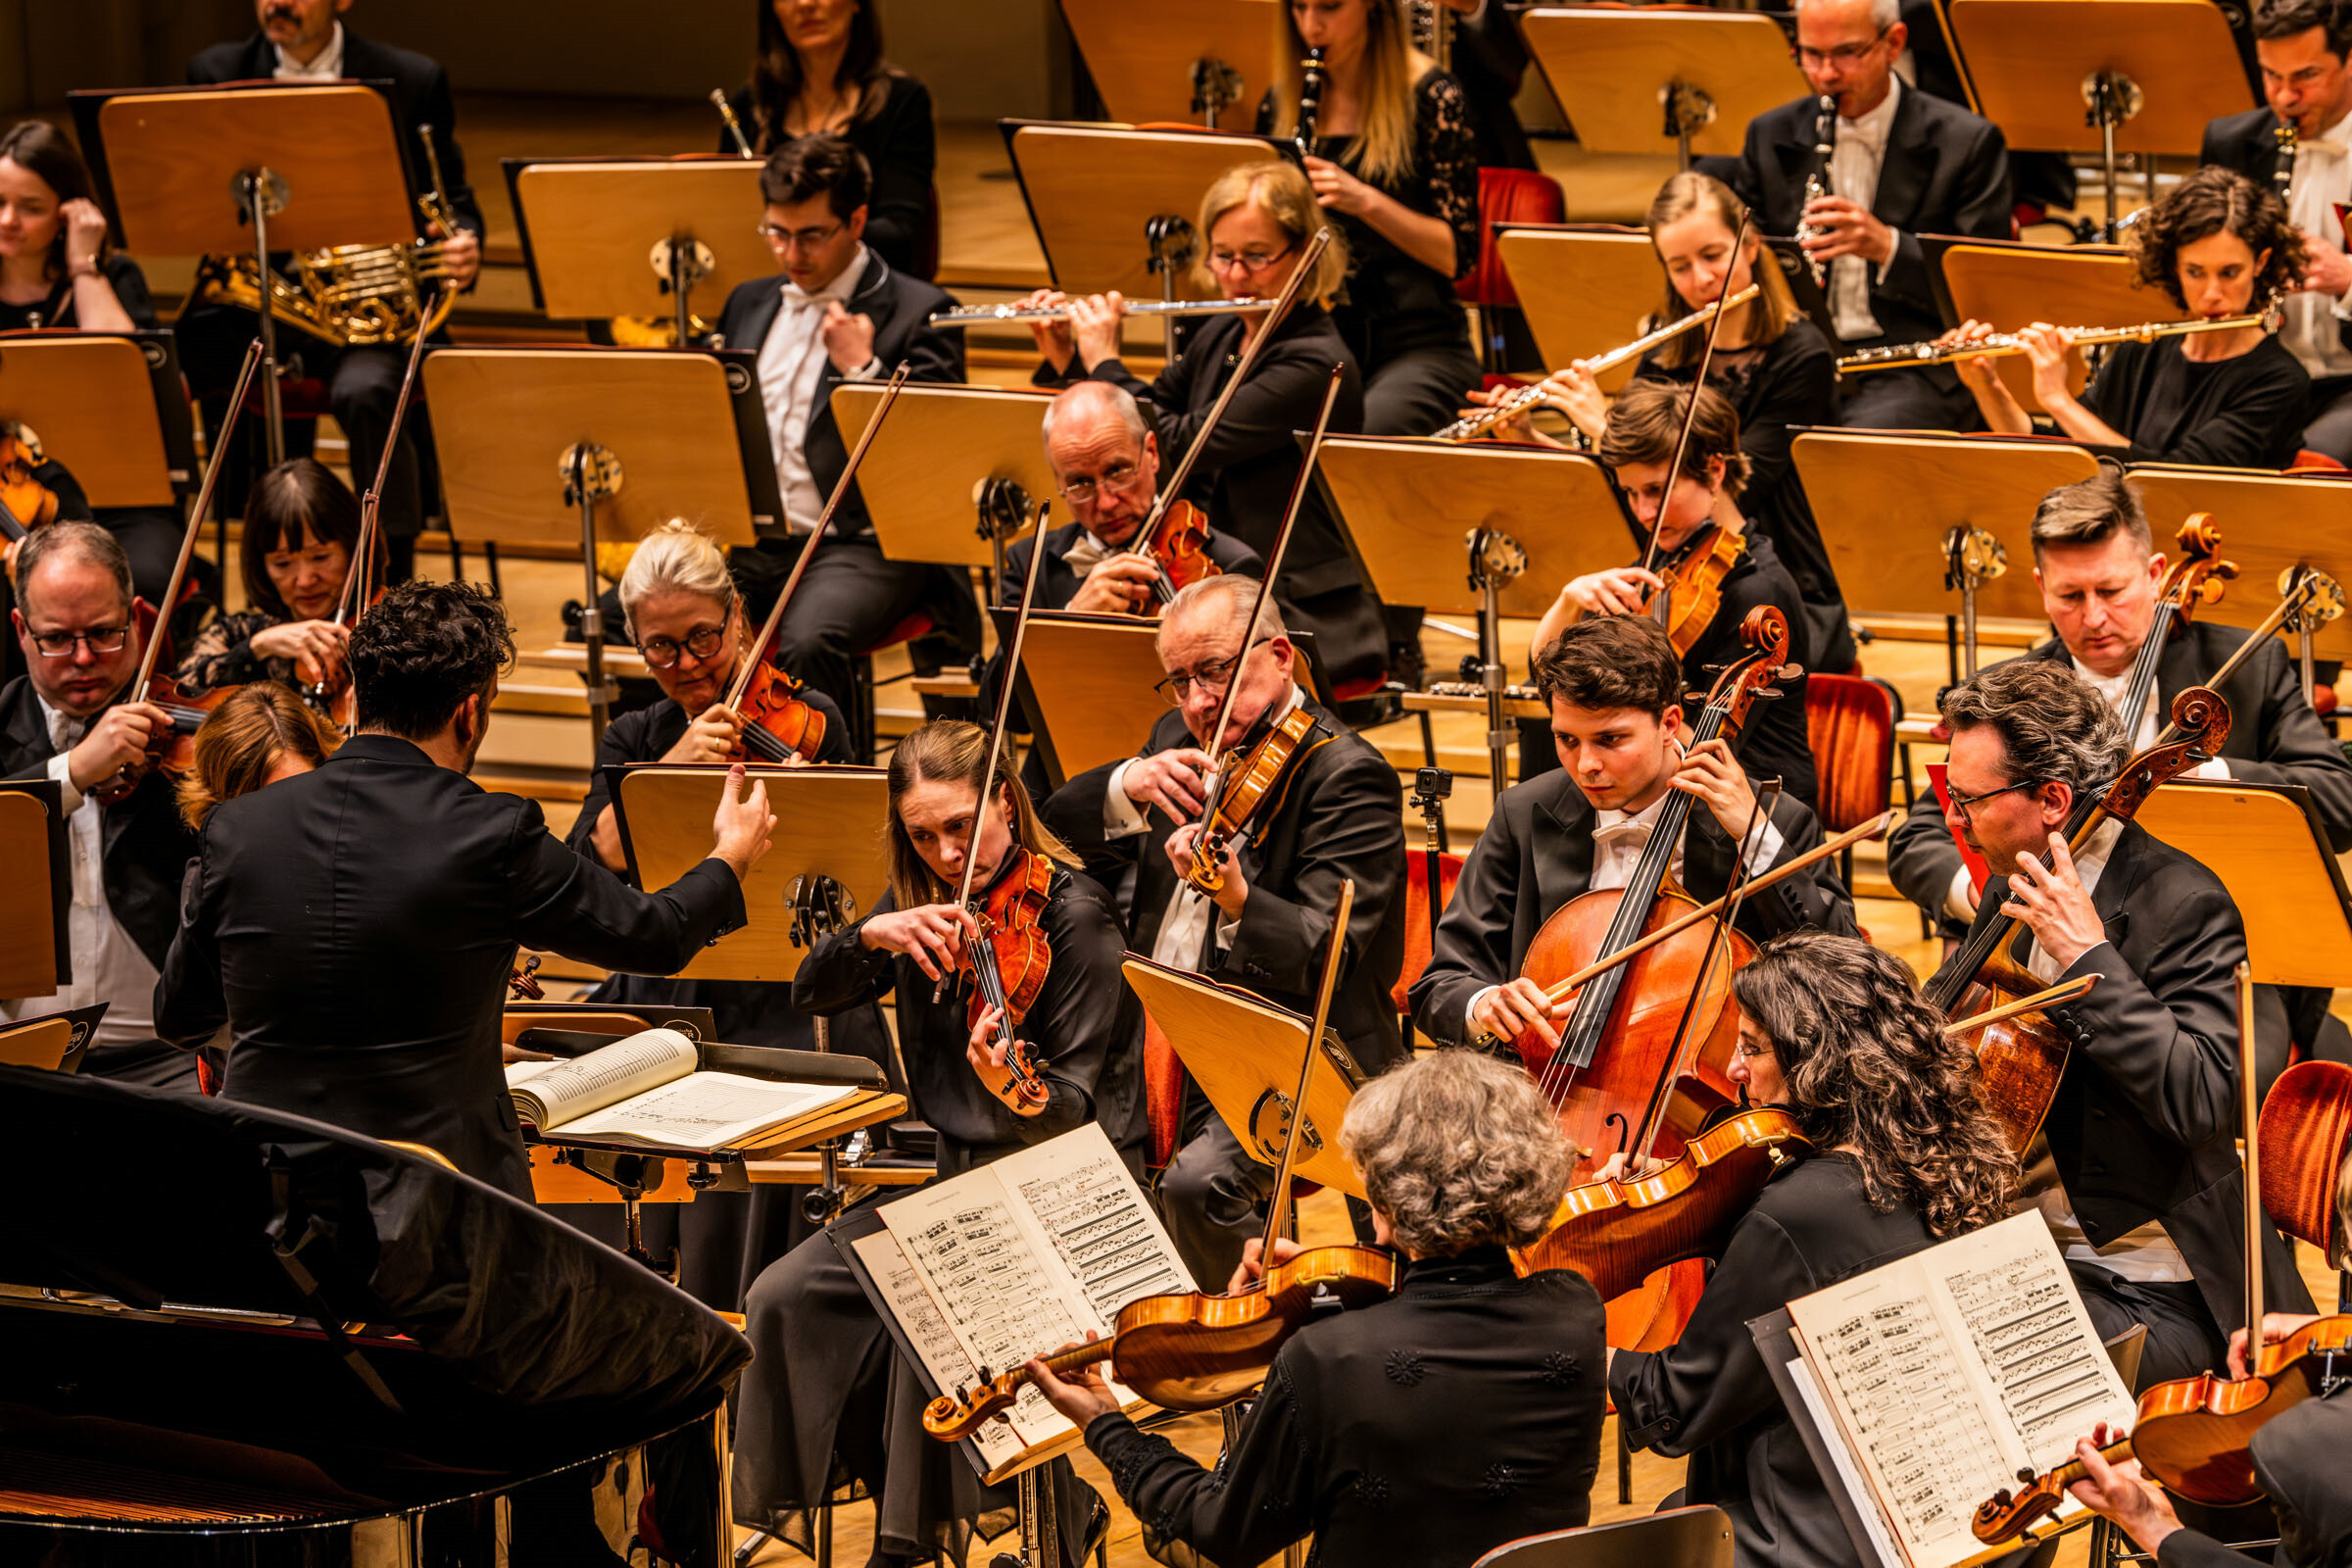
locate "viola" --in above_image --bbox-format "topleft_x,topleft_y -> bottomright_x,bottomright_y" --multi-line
1644,521 -> 1747,659
953,847 -> 1054,1111
731,656 -> 828,763
1139,498 -> 1222,606
0,425 -> 60,564
1184,704 -> 1323,898
86,600 -> 220,807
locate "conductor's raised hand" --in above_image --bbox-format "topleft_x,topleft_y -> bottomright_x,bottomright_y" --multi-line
860,901 -> 979,983
1226,1235 -> 1305,1295
820,300 -> 877,372
1066,291 -> 1127,370
710,763 -> 775,878
1558,565 -> 1662,618
1020,287 -> 1075,371
1122,747 -> 1213,822
1672,736 -> 1763,843
1473,977 -> 1566,1056
1026,1334 -> 1121,1425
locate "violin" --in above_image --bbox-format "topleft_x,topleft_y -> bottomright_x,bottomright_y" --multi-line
507,956 -> 546,1002
0,424 -> 61,564
1138,498 -> 1222,606
730,656 -> 827,763
1644,520 -> 1747,659
921,879 -> 1393,1442
950,846 -> 1053,1111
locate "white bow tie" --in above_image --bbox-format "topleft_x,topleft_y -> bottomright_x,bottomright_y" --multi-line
1592,818 -> 1653,854
48,711 -> 83,753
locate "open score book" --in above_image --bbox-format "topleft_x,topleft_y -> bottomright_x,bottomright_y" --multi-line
503,1026 -> 861,1153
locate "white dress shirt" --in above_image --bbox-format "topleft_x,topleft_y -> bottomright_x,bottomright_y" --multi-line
755,245 -> 883,533
0,699 -> 158,1049
2284,105 -> 2352,380
271,22 -> 346,79
1463,790 -> 1785,1036
1826,78 -> 1902,342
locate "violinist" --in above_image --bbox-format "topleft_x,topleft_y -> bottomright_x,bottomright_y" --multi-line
1886,470 -> 2352,1077
1924,659 -> 2313,1384
0,522 -> 195,1089
1021,161 -> 1386,688
1411,614 -> 1857,1054
1527,381 -> 1818,806
1942,169 -> 2309,469
175,682 -> 339,834
1610,931 -> 2021,1568
172,460 -> 367,701
154,581 -> 771,1200
1027,1049 -> 1607,1568
1040,574 -> 1405,1283
734,719 -> 1143,1566
712,132 -> 974,719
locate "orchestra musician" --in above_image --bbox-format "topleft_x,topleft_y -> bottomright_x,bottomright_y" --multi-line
1028,1049 -> 1608,1568
1609,931 -> 2022,1568
172,460 -> 366,700
0,122 -> 148,333
1941,169 -> 2311,469
0,523 -> 196,1089
1040,574 -> 1405,1284
1886,470 -> 2352,1076
1021,161 -> 1386,687
153,580 -> 771,1200
1444,0 -> 1539,170
719,0 -> 937,277
1257,0 -> 1481,438
174,681 -> 339,834
1525,382 -> 1819,806
712,132 -> 974,728
1712,0 -> 2013,432
2201,0 -> 2352,464
1923,659 -> 2314,1384
181,0 -> 485,586
1411,614 -> 1857,1054
733,719 -> 1144,1567
1464,171 -> 1854,671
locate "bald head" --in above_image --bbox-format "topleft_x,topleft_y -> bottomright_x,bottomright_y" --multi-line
1041,380 -> 1159,547
1793,0 -> 1904,114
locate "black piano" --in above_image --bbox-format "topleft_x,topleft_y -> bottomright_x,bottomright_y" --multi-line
0,1067 -> 751,1566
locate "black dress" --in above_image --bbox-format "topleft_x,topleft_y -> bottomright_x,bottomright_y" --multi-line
2076,334 -> 2309,469
556,692 -> 899,1312
731,859 -> 1147,1565
1610,1152 -> 1946,1568
1085,1248 -> 1608,1567
1256,70 -> 1483,435
724,70 -> 937,278
0,251 -> 155,330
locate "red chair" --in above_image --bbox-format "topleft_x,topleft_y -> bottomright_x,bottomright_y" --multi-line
1804,672 -> 1904,928
1394,849 -> 1465,1047
1457,167 -> 1566,373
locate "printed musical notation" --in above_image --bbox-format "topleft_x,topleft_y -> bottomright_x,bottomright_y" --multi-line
899,1195 -> 1091,1434
1016,1150 -> 1188,1319
1806,1298 -> 2006,1545
850,1227 -> 1024,1472
1944,1250 -> 2115,1467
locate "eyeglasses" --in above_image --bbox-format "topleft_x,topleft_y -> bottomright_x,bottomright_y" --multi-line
1943,774 -> 2043,822
1794,26 -> 1890,67
757,220 -> 846,252
28,624 -> 128,659
1057,459 -> 1148,505
639,621 -> 731,669
1733,1038 -> 1777,1061
1205,244 -> 1297,275
1153,642 -> 1270,705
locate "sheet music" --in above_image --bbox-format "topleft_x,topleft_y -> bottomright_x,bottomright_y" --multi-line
1942,1247 -> 2119,1469
1010,1142 -> 1190,1319
504,1027 -> 698,1128
847,1226 -> 1023,1474
559,1072 -> 858,1150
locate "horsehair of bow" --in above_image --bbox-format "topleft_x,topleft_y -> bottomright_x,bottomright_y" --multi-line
1638,203 -> 1752,578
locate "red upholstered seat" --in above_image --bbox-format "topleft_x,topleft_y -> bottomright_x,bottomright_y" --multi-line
1456,168 -> 1565,310
1392,849 -> 1466,1015
855,612 -> 934,659
2289,450 -> 2350,475
1142,1008 -> 1185,1172
1805,673 -> 1897,835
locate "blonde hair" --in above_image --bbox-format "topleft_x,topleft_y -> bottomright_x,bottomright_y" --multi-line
1643,172 -> 1795,369
883,720 -> 1078,910
1341,1050 -> 1571,1255
1271,0 -> 1431,186
616,518 -> 739,641
1191,161 -> 1350,308
177,683 -> 340,832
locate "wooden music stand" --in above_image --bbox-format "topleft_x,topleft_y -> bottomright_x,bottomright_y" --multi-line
1492,226 -> 1660,394
2136,781 -> 2352,990
2125,466 -> 2352,662
0,332 -> 197,507
1121,956 -> 1369,1200
828,381 -> 1060,572
80,83 -> 417,465
1008,612 -> 1173,788
1946,0 -> 2256,236
1931,239 -> 2171,410
1057,0 -> 1280,129
0,782 -> 68,1003
1792,431 -> 2099,667
1518,7 -> 1812,164
505,157 -> 768,341
1317,436 -> 1628,789
1003,122 -> 1285,299
610,765 -> 892,984
0,1019 -> 73,1072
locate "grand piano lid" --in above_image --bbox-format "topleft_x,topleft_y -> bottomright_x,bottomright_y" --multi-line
0,1066 -> 750,1424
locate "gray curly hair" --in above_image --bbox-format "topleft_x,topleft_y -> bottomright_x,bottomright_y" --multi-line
1938,659 -> 2128,793
1340,1049 -> 1570,1257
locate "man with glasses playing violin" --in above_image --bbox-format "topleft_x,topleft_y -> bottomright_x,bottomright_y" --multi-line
1887,471 -> 2352,1082
712,130 -> 971,730
0,523 -> 195,1087
1708,0 -> 2012,432
1041,574 -> 1405,1285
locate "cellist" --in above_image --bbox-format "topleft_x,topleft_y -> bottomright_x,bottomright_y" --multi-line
1610,932 -> 2020,1568
1925,659 -> 2313,1384
1411,614 -> 1855,1057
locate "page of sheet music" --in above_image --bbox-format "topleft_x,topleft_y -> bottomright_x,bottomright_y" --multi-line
848,1226 -> 1023,1474
504,1027 -> 698,1127
558,1072 -> 858,1150
1002,1130 -> 1196,1318
1938,1237 -> 2129,1473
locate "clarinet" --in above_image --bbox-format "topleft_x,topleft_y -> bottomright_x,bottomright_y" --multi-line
1795,94 -> 1837,289
1296,46 -> 1326,159
2276,120 -> 2299,204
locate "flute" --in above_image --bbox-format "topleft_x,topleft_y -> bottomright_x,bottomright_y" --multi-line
928,296 -> 1277,326
1837,310 -> 2271,375
1431,283 -> 1762,443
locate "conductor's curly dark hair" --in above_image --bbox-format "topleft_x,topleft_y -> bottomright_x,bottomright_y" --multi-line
2126,166 -> 2307,315
349,579 -> 515,740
